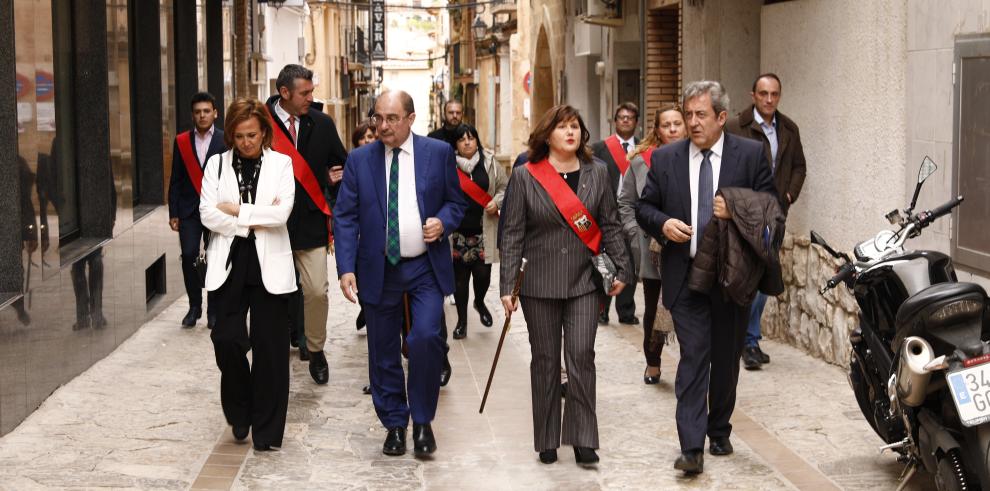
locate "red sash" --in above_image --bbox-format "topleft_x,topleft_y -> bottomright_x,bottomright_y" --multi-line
176,131 -> 204,195
605,134 -> 631,176
641,145 -> 657,169
526,160 -> 601,253
457,169 -> 493,208
264,106 -> 333,244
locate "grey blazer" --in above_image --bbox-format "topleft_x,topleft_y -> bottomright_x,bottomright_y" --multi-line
617,154 -> 661,280
499,158 -> 634,299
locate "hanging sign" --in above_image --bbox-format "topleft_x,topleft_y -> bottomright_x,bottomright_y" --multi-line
371,0 -> 386,60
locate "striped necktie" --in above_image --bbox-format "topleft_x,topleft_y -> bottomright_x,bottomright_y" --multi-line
386,148 -> 401,265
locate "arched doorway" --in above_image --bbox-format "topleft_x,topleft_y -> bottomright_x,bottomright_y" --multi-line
532,26 -> 554,123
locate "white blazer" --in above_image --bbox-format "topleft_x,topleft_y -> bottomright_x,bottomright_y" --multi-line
199,148 -> 298,294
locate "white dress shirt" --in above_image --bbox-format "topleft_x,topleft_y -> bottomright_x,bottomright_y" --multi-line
273,99 -> 300,148
688,131 -> 724,258
753,107 -> 778,172
384,134 -> 427,258
194,126 -> 214,167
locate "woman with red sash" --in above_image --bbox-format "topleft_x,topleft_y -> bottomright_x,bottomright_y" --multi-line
450,124 -> 507,339
499,105 -> 633,465
617,103 -> 686,385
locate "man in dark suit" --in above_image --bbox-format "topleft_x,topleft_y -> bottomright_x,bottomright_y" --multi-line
169,91 -> 226,329
725,73 -> 807,370
266,64 -> 348,385
591,102 -> 640,326
426,100 -> 463,147
334,90 -> 467,458
637,81 -> 775,474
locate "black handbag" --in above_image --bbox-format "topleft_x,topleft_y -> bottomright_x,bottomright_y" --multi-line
589,252 -> 618,295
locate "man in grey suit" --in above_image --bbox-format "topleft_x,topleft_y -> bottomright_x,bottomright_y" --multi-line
636,81 -> 775,474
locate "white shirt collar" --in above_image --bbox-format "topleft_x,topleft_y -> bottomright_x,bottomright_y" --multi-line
689,131 -> 725,160
753,107 -> 776,129
386,133 -> 415,156
194,125 -> 214,139
274,99 -> 293,123
617,134 -> 635,147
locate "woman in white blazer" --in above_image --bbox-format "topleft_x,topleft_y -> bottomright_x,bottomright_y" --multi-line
199,98 -> 296,451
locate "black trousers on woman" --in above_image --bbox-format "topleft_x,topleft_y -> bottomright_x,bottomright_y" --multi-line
211,269 -> 290,448
641,278 -> 665,367
453,260 -> 492,324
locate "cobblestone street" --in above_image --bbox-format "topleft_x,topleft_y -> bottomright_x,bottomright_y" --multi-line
0,262 -> 932,490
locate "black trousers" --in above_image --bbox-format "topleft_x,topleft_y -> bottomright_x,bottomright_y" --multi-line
669,287 -> 748,452
641,278 -> 664,367
453,260 -> 491,325
178,216 -> 215,316
211,281 -> 290,447
599,238 -> 637,319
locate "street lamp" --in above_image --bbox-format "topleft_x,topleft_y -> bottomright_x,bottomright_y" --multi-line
472,16 -> 488,41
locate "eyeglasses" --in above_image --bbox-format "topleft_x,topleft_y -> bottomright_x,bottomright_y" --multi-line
371,114 -> 407,126
615,115 -> 637,122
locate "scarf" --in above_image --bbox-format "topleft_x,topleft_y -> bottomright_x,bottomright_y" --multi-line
455,151 -> 481,174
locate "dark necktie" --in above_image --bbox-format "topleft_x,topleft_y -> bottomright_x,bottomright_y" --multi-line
697,149 -> 714,241
622,142 -> 629,153
386,148 -> 401,265
288,115 -> 297,146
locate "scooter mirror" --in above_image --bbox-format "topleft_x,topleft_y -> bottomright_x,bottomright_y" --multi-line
918,156 -> 937,184
810,230 -> 827,247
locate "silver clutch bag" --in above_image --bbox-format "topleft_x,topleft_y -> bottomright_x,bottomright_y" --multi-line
590,252 -> 617,294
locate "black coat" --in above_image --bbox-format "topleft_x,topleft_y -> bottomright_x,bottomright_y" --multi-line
591,135 -> 639,193
265,95 -> 348,250
427,126 -> 459,148
635,132 -> 775,309
168,128 -> 226,220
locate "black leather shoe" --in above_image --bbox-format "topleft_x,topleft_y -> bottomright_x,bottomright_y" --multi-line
560,382 -> 568,398
356,309 -> 366,331
539,449 -> 558,464
573,447 -> 599,464
743,346 -> 762,370
709,436 -> 733,456
618,316 -> 640,325
232,425 -> 249,441
207,314 -> 217,330
309,350 -> 329,385
362,384 -> 372,395
253,442 -> 274,451
452,320 -> 467,340
474,301 -> 493,327
181,307 -> 201,328
440,356 -> 452,387
413,423 -> 436,456
756,345 -> 771,364
644,367 -> 660,385
299,343 -> 311,362
289,331 -> 299,348
383,427 -> 406,456
597,312 -> 609,325
674,450 -> 704,474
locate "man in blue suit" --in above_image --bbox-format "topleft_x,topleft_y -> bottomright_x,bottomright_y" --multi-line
637,81 -> 775,475
169,91 -> 226,329
334,90 -> 467,457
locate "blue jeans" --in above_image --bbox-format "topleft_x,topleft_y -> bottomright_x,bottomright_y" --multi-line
746,292 -> 768,347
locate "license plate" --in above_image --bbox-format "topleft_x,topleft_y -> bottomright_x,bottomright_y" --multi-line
948,362 -> 990,427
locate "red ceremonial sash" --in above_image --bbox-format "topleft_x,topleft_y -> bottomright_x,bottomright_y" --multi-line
641,145 -> 657,169
176,131 -> 204,195
526,160 -> 601,254
457,169 -> 493,208
605,134 -> 631,176
264,106 -> 332,219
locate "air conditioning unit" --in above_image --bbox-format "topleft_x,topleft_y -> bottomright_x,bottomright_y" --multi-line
575,0 -> 623,27
574,22 -> 602,57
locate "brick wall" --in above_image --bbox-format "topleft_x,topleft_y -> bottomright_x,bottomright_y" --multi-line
644,5 -> 680,119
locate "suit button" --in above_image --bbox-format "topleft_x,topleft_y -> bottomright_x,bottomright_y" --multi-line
561,248 -> 567,254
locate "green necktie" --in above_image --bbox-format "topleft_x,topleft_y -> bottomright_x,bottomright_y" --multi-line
386,148 -> 401,265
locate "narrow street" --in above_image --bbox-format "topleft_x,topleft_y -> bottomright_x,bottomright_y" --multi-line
0,260 -> 931,490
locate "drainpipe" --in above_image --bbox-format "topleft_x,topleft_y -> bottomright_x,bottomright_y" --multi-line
638,0 -> 646,138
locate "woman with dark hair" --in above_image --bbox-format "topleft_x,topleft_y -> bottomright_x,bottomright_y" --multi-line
351,119 -> 377,149
617,103 -> 686,384
450,124 -> 507,339
200,97 -> 296,451
499,105 -> 632,465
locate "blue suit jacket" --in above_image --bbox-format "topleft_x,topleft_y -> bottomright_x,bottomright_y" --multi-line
168,128 -> 226,219
635,132 -> 775,309
333,134 -> 467,305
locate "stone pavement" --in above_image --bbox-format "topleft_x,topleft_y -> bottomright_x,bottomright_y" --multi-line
0,260 -> 935,490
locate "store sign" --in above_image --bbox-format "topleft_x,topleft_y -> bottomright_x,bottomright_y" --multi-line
370,0 -> 386,61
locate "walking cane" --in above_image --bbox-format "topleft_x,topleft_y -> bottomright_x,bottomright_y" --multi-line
479,258 -> 527,414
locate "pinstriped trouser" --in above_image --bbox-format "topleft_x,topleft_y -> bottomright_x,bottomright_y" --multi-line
520,291 -> 599,452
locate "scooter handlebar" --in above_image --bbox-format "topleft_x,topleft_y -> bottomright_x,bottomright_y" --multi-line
821,262 -> 857,294
918,195 -> 964,228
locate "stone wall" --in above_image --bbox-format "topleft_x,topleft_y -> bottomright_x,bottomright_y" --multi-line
763,233 -> 859,367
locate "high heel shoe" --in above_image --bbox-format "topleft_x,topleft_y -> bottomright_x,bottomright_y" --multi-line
644,366 -> 660,385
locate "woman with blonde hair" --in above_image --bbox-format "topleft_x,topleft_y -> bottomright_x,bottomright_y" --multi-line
201,97 -> 297,451
617,103 -> 686,384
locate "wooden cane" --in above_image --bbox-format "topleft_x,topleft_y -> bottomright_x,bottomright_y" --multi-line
479,258 -> 527,413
